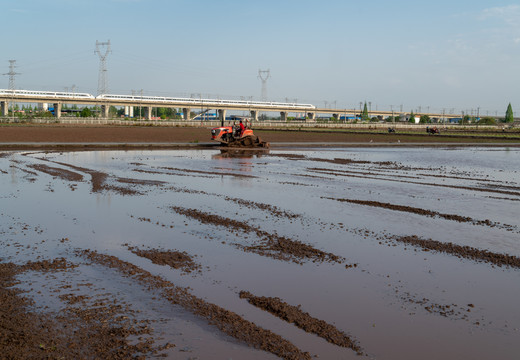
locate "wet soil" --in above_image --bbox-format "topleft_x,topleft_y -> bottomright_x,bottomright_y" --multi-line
78,249 -> 312,360
0,259 -> 171,359
239,291 -> 364,355
171,206 -> 343,264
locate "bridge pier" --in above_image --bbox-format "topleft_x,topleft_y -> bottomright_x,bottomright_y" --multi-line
306,112 -> 316,122
101,105 -> 110,118
1,101 -> 8,116
218,109 -> 227,126
250,110 -> 259,123
183,108 -> 191,121
280,111 -> 288,122
53,103 -> 61,118
144,107 -> 152,120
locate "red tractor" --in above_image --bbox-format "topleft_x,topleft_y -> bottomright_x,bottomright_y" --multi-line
211,120 -> 269,148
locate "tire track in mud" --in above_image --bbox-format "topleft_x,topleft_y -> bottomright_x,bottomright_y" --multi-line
239,291 -> 364,356
324,197 -> 517,232
155,185 -> 303,222
224,196 -> 302,220
159,166 -> 257,179
387,235 -> 520,269
310,167 -> 520,197
29,158 -> 166,195
77,249 -> 312,360
170,206 -> 343,265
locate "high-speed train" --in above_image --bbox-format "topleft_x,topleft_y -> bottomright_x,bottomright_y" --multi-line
96,93 -> 316,110
0,89 -> 316,110
0,89 -> 95,99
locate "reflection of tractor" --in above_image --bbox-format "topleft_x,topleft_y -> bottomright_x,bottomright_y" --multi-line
426,126 -> 440,135
211,120 -> 269,148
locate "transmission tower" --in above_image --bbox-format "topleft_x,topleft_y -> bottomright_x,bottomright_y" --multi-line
258,69 -> 271,101
95,40 -> 111,95
3,60 -> 20,90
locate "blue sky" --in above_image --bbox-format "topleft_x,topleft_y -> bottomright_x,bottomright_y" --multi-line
2,0 -> 519,114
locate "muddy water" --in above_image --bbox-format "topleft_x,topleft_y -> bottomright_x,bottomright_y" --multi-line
1,147 -> 519,359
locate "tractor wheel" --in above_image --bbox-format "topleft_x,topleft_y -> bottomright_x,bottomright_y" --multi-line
242,136 -> 253,147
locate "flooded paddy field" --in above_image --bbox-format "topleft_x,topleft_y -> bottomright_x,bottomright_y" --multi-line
1,146 -> 519,359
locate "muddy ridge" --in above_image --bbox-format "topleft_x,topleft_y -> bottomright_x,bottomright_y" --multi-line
26,164 -> 84,182
239,291 -> 364,355
78,249 -> 312,360
127,246 -> 201,274
43,159 -> 144,195
171,206 -> 343,264
116,177 -> 166,186
310,167 -> 520,197
159,166 -> 257,178
390,235 -> 520,268
325,197 -> 515,231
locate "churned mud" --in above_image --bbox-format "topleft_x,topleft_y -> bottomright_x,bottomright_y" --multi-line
78,249 -> 312,360
239,291 -> 364,355
171,206 -> 343,264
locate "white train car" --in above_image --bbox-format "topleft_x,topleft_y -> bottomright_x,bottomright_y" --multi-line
96,94 -> 316,110
0,89 -> 95,99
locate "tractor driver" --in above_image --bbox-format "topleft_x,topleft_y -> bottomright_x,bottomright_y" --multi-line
238,120 -> 245,136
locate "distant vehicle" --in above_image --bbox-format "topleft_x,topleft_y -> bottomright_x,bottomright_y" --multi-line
426,126 -> 440,135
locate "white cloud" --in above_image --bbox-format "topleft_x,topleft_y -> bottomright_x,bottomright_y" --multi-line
480,5 -> 520,27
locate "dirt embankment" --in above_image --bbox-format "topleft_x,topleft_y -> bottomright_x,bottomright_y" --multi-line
0,125 -> 519,148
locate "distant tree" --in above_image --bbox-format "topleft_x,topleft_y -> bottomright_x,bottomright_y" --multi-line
362,102 -> 369,121
419,115 -> 431,124
80,107 -> 93,117
505,103 -> 514,123
109,106 -> 118,116
477,117 -> 496,125
462,115 -> 471,124
408,111 -> 415,123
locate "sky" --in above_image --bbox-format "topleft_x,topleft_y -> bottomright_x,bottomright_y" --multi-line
1,0 -> 519,115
